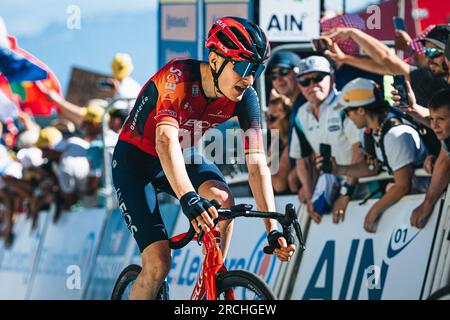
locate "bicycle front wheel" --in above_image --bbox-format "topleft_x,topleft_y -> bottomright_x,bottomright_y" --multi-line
214,270 -> 276,300
111,264 -> 141,300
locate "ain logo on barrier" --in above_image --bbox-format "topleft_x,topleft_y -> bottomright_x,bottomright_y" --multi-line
303,227 -> 421,300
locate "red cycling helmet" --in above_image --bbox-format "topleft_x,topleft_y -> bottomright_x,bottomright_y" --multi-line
205,17 -> 270,94
206,17 -> 270,64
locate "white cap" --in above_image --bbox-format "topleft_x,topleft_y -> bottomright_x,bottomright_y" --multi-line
335,78 -> 380,110
17,147 -> 44,168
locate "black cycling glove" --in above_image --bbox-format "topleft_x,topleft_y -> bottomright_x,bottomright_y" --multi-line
180,191 -> 214,222
263,230 -> 283,254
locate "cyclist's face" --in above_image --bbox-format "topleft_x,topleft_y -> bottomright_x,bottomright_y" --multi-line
430,106 -> 450,140
214,55 -> 255,102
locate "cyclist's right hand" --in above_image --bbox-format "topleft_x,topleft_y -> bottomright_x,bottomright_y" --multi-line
180,192 -> 218,234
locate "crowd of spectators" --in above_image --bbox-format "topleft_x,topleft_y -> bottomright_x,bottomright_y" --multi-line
265,16 -> 450,233
0,40 -> 139,246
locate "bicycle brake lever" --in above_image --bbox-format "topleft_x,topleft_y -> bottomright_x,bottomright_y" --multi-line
293,221 -> 306,250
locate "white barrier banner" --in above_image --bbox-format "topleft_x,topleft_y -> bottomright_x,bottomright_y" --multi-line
167,195 -> 298,299
0,211 -> 49,299
84,209 -> 132,300
28,208 -> 106,300
259,0 -> 320,42
291,195 -> 440,300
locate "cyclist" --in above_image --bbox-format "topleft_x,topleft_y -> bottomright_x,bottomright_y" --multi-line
112,17 -> 296,300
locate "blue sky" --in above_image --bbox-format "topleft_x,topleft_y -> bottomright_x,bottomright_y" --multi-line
1,0 -> 378,94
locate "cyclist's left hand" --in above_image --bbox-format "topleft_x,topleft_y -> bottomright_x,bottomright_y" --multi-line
266,230 -> 295,261
274,236 -> 296,262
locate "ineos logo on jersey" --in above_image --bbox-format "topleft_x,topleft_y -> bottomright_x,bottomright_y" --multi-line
163,66 -> 183,101
182,119 -> 220,129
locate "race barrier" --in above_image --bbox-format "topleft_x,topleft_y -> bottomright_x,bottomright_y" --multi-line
0,191 -> 448,299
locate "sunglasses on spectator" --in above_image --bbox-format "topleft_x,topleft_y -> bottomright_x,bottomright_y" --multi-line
298,74 -> 327,87
265,113 -> 280,123
423,47 -> 444,58
223,56 -> 266,80
269,68 -> 291,81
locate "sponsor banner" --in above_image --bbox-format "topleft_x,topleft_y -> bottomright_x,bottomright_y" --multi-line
28,208 -> 106,300
291,195 -> 440,300
159,1 -> 199,66
84,209 -> 132,300
161,4 -> 197,41
259,0 -> 320,42
0,212 -> 49,299
167,195 -> 297,299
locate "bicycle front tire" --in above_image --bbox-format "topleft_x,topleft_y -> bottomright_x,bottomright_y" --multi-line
214,270 -> 277,300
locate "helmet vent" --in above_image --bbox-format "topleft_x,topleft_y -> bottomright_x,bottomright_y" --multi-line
216,30 -> 239,50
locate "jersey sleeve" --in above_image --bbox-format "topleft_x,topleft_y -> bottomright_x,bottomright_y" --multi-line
234,86 -> 264,154
152,61 -> 186,128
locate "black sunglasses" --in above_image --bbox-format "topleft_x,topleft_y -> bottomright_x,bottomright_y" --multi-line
223,56 -> 265,80
298,74 -> 326,87
269,68 -> 291,81
265,113 -> 280,123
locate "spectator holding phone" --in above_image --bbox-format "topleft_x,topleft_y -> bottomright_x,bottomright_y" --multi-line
320,13 -> 384,91
325,78 -> 428,233
411,88 -> 450,229
322,25 -> 450,106
290,56 -> 362,224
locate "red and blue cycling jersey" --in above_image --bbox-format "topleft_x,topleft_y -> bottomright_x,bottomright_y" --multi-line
119,58 -> 264,157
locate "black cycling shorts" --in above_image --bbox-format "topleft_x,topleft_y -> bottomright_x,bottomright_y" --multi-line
111,140 -> 226,253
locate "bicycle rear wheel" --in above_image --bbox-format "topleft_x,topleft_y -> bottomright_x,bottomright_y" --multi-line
214,270 -> 276,300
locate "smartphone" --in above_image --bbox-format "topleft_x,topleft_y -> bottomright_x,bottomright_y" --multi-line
97,78 -> 115,90
393,17 -> 406,31
319,143 -> 332,174
393,75 -> 409,107
311,38 -> 329,53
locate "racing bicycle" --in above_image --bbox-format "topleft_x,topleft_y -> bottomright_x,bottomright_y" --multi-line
111,202 -> 305,300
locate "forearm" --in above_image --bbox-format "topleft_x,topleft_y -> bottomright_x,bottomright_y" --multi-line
370,183 -> 410,214
156,136 -> 195,199
337,160 -> 378,178
346,144 -> 364,185
52,97 -> 84,126
247,153 -> 278,233
271,147 -> 290,191
406,104 -> 430,126
296,157 -> 315,199
424,151 -> 450,206
349,28 -> 409,76
342,55 -> 392,75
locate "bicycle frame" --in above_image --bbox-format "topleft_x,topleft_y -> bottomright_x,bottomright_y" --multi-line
170,226 -> 234,300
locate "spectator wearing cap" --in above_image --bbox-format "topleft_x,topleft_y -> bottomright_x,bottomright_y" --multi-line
411,88 -> 450,229
290,56 -> 363,224
322,25 -> 450,107
35,126 -> 90,212
326,78 -> 428,233
267,51 -> 306,145
110,53 -> 141,109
